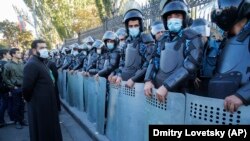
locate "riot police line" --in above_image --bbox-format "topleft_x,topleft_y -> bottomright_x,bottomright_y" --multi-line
51,0 -> 250,140
57,71 -> 250,141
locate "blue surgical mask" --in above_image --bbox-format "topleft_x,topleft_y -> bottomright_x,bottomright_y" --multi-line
97,49 -> 102,54
107,43 -> 115,50
119,41 -> 125,47
72,51 -> 79,56
87,45 -> 92,50
167,18 -> 183,33
129,27 -> 140,38
83,51 -> 87,55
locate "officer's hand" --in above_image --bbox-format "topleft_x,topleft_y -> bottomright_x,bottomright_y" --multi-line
95,74 -> 99,81
111,76 -> 117,83
194,77 -> 201,89
81,71 -> 85,76
70,70 -> 74,74
85,72 -> 90,77
125,79 -> 135,88
156,86 -> 168,102
108,74 -> 113,83
144,81 -> 154,97
58,68 -> 62,72
115,76 -> 122,86
74,70 -> 78,75
224,95 -> 243,113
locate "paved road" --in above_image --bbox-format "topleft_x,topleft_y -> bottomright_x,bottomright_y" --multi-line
0,107 -> 93,141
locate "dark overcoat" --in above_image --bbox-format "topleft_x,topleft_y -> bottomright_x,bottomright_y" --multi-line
22,56 -> 62,141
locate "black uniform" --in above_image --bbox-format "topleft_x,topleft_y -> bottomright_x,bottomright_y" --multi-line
72,52 -> 87,71
61,54 -> 73,70
120,35 -> 154,82
89,53 -> 106,75
85,50 -> 98,72
145,1 -> 204,91
145,29 -> 203,90
98,49 -> 120,78
208,0 -> 250,104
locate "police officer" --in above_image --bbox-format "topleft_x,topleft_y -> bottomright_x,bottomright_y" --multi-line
95,31 -> 120,79
113,8 -> 154,88
88,39 -> 106,76
190,18 -> 221,95
109,28 -> 128,83
144,21 -> 166,88
56,46 -> 71,69
81,36 -> 95,76
71,43 -> 88,71
116,28 -> 127,50
144,1 -> 204,102
209,0 -> 250,113
60,46 -> 73,70
68,43 -> 80,72
160,0 -> 189,11
151,20 -> 166,41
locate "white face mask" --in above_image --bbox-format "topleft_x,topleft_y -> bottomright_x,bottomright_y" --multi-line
167,18 -> 183,33
97,49 -> 102,54
38,48 -> 49,59
72,51 -> 79,56
129,27 -> 140,38
191,25 -> 211,37
87,45 -> 92,50
83,51 -> 87,55
119,41 -> 125,47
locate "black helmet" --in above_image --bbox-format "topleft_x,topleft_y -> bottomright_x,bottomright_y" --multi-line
92,40 -> 105,49
211,0 -> 250,31
64,47 -> 71,54
78,43 -> 88,51
83,36 -> 95,45
151,20 -> 165,35
161,1 -> 189,29
123,9 -> 144,33
191,18 -> 208,27
160,0 -> 189,12
190,18 -> 210,37
102,31 -> 118,48
102,31 -> 118,42
72,43 -> 79,49
92,40 -> 106,54
83,36 -> 95,51
116,28 -> 127,39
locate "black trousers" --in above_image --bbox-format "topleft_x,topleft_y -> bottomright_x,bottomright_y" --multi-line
11,88 -> 24,123
0,92 -> 14,123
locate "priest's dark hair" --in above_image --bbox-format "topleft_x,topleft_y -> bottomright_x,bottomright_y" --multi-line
31,39 -> 46,49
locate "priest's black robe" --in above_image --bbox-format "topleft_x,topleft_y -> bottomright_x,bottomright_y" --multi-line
22,56 -> 62,141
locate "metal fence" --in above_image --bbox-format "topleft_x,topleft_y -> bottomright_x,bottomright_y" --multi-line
64,0 -> 214,46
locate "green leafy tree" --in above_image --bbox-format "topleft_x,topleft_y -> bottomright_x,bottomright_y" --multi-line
17,31 -> 34,50
0,20 -> 34,50
0,20 -> 19,47
23,0 -> 102,42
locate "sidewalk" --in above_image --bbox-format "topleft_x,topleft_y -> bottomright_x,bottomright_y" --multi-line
0,107 -> 93,141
